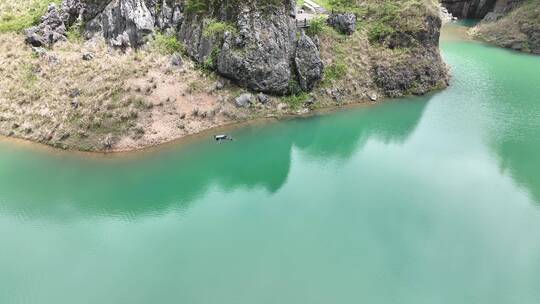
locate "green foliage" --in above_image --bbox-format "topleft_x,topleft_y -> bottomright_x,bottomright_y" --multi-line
368,22 -> 394,43
0,0 -> 62,33
306,17 -> 328,36
202,47 -> 221,70
185,0 -> 208,14
152,33 -> 184,55
203,20 -> 237,38
324,62 -> 347,82
282,92 -> 310,109
287,79 -> 302,96
67,22 -> 83,42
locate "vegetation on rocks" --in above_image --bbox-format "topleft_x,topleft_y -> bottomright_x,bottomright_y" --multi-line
0,0 -> 449,152
472,0 -> 540,54
0,0 -> 62,32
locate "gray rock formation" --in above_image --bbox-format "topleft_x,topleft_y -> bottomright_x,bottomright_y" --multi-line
235,93 -> 254,108
25,4 -> 67,47
83,0 -> 155,48
371,10 -> 449,97
473,0 -> 538,54
441,0 -> 524,19
155,1 -> 184,31
294,32 -> 324,91
214,2 -> 297,94
257,93 -> 269,104
441,0 -> 498,18
26,0 -> 325,94
327,13 -> 356,35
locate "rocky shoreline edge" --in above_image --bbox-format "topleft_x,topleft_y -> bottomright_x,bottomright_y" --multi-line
0,0 -> 450,152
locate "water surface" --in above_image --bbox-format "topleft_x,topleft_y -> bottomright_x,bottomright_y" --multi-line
1,23 -> 540,303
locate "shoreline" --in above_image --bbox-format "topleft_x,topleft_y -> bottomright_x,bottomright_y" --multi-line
0,97 -> 387,157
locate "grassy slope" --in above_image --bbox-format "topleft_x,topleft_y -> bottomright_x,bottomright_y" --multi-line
0,0 -> 63,32
298,0 -> 446,104
0,0 -> 447,151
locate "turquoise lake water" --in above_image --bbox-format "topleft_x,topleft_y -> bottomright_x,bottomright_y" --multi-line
1,23 -> 540,303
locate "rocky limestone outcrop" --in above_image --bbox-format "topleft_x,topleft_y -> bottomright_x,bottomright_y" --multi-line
294,32 -> 324,91
83,0 -> 155,47
473,0 -> 539,54
27,0 -> 322,94
444,0 -> 539,54
370,6 -> 449,97
327,13 -> 356,35
179,0 -> 300,94
440,0 -> 498,18
25,4 -> 67,47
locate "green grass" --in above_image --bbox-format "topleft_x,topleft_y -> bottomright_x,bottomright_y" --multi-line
152,33 -> 185,55
282,92 -> 310,109
0,0 -> 62,33
203,20 -> 237,38
305,16 -> 329,36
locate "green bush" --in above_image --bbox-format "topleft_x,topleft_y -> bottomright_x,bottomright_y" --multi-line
67,22 -> 84,42
185,0 -> 208,14
306,17 -> 328,36
0,0 -> 62,33
282,92 -> 310,109
324,62 -> 347,82
203,21 -> 237,38
152,33 -> 184,54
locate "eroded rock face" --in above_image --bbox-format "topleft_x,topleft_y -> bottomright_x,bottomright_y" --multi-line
27,0 -> 324,94
178,1 -> 299,94
441,0 -> 498,18
83,0 -> 155,48
371,10 -> 449,97
473,0 -> 538,54
295,32 -> 324,91
216,8 -> 296,94
25,4 -> 67,47
327,13 -> 356,35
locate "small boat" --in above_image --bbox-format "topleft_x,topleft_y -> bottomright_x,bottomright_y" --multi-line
214,134 -> 234,142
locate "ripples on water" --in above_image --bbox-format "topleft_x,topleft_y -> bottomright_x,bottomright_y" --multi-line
1,22 -> 540,304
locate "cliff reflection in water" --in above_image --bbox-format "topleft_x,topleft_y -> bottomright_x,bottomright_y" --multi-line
0,98 -> 428,219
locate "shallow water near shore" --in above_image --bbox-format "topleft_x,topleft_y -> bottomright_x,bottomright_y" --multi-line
1,22 -> 540,303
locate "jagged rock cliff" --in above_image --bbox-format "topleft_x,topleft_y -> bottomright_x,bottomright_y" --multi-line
440,0 -> 538,54
8,0 -> 450,151
473,0 -> 539,54
27,0 -> 322,94
441,0 -> 498,18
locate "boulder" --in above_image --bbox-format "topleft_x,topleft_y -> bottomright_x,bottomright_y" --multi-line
214,5 -> 297,94
235,93 -> 254,108
156,0 -> 183,31
294,32 -> 324,92
84,0 -> 155,48
327,13 -> 356,35
257,93 -> 269,104
25,4 -> 67,47
170,52 -> 183,67
82,52 -> 94,60
61,0 -> 85,26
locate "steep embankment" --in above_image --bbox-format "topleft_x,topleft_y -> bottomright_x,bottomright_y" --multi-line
473,0 -> 540,54
441,0 -> 539,54
440,0 -> 498,18
0,0 -> 448,152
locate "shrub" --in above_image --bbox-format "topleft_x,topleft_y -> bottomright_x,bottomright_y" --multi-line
0,0 -> 62,33
282,92 -> 310,109
185,0 -> 208,14
203,21 -> 237,38
306,17 -> 328,36
152,33 -> 184,55
67,22 -> 84,42
324,62 -> 347,82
